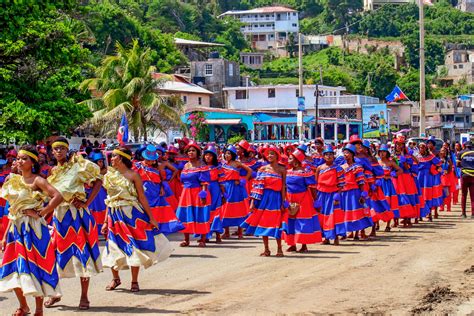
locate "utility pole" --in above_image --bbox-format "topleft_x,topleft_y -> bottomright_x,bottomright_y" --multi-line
298,33 -> 304,142
314,66 -> 323,138
419,0 -> 426,137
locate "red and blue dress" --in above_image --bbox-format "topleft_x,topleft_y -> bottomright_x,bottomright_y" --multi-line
393,153 -> 420,218
240,158 -> 262,195
102,168 -> 172,270
207,165 -> 224,235
282,169 -> 322,245
0,169 -> 9,238
86,183 -> 107,232
175,165 -> 211,234
315,165 -> 345,240
170,158 -> 187,201
241,170 -> 283,239
341,164 -> 374,232
0,174 -> 62,297
134,162 -> 184,235
162,167 -> 179,211
417,154 -> 443,212
220,163 -> 250,228
366,160 -> 393,223
380,165 -> 400,219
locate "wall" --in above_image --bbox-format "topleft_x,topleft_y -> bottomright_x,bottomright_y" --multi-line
388,103 -> 412,126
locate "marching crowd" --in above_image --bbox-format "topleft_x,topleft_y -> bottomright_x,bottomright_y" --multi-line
0,134 -> 473,316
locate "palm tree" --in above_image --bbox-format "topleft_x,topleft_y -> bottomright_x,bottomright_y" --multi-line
80,39 -> 183,141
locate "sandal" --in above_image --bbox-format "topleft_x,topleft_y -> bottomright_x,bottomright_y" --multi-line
13,308 -> 30,316
198,241 -> 206,247
259,250 -> 271,257
79,299 -> 90,310
275,252 -> 284,257
44,297 -> 61,308
105,278 -> 121,291
180,241 -> 190,247
130,282 -> 140,292
384,226 -> 391,232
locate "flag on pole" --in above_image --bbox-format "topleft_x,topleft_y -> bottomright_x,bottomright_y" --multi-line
385,86 -> 408,104
117,114 -> 129,145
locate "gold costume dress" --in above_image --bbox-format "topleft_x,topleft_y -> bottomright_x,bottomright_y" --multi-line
0,174 -> 62,297
102,168 -> 172,270
47,155 -> 102,278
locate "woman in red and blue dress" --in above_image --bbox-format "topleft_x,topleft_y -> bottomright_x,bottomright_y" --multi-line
393,137 -> 420,227
176,141 -> 212,247
0,146 -> 64,316
135,145 -> 184,235
417,143 -> 443,221
311,137 -> 325,168
241,146 -> 287,257
439,147 -> 455,212
86,151 -> 108,232
236,140 -> 262,196
38,152 -> 52,179
0,159 -> 9,238
46,137 -> 102,310
158,153 -> 179,212
341,144 -> 373,240
220,146 -> 251,239
203,146 -> 224,243
378,144 -> 402,231
282,149 -> 322,253
166,145 -> 185,202
101,147 -> 172,293
315,145 -> 345,245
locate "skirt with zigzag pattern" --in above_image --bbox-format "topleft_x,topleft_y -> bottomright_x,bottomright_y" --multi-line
0,216 -> 62,297
102,204 -> 173,270
51,204 -> 102,278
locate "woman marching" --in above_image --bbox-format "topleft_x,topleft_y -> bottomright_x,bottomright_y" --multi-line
392,136 -> 420,227
378,144 -> 402,231
220,145 -> 252,239
314,145 -> 345,245
439,147 -> 455,213
241,146 -> 287,257
46,137 -> 103,310
236,140 -> 262,196
417,143 -> 443,221
135,145 -> 184,235
340,144 -> 373,240
0,146 -> 64,316
175,141 -> 212,247
203,145 -> 224,242
157,149 -> 179,212
101,147 -> 172,292
282,149 -> 322,253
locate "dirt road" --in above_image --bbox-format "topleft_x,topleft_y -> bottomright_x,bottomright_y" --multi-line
1,204 -> 473,315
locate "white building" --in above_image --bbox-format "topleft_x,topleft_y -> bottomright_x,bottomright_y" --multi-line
219,6 -> 299,52
457,0 -> 474,12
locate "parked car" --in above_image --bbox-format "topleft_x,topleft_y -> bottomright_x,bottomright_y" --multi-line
407,137 -> 444,152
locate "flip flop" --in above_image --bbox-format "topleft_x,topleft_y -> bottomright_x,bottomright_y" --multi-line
44,297 -> 61,308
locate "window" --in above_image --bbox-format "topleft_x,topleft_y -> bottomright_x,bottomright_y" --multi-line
229,63 -> 234,76
459,64 -> 464,69
296,89 -> 299,97
293,12 -> 297,16
198,97 -> 202,105
454,65 -> 458,69
455,116 -> 464,122
268,88 -> 275,98
236,90 -> 247,99
292,23 -> 297,27
205,64 -> 213,76
182,96 -> 187,104
413,116 -> 419,122
339,109 -> 356,119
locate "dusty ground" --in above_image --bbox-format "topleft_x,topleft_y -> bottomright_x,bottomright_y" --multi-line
1,203 -> 473,315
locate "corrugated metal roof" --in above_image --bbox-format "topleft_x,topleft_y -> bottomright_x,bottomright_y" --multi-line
174,38 -> 224,47
160,81 -> 214,95
219,6 -> 297,17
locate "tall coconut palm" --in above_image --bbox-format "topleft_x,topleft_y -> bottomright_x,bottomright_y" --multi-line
80,39 -> 183,141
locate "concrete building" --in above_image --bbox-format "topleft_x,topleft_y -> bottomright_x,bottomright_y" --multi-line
240,52 -> 265,69
219,6 -> 299,53
364,0 -> 415,10
438,49 -> 474,85
152,73 -> 213,110
190,53 -> 240,108
411,98 -> 472,141
457,0 -> 474,12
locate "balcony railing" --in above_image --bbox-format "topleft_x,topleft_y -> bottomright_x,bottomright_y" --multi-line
319,95 -> 379,106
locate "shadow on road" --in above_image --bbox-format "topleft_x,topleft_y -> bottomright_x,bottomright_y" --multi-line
55,304 -> 180,314
171,254 -> 217,258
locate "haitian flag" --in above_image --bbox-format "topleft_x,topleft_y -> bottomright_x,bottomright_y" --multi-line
117,114 -> 129,145
385,86 -> 408,104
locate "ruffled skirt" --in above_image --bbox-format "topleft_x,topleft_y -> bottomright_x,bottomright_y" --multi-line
102,204 -> 173,270
51,205 -> 102,278
176,187 -> 211,234
341,189 -> 373,232
317,191 -> 346,240
221,180 -> 249,227
0,216 -> 62,297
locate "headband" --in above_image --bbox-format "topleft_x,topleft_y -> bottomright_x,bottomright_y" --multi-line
113,149 -> 132,161
19,150 -> 39,162
52,141 -> 69,149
